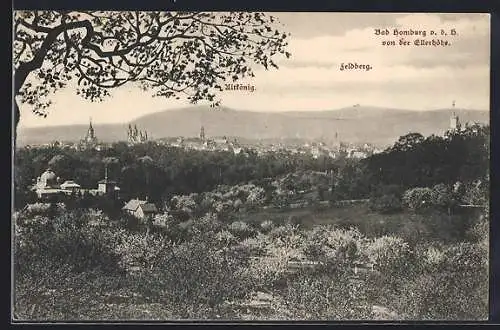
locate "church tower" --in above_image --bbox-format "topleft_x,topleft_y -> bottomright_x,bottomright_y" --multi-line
450,113 -> 461,130
86,118 -> 96,142
127,124 -> 133,143
200,126 -> 205,141
80,117 -> 98,150
449,101 -> 461,131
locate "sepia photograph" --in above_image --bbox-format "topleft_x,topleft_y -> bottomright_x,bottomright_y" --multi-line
12,11 -> 490,321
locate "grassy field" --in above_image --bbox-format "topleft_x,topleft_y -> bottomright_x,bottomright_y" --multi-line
235,204 -> 473,244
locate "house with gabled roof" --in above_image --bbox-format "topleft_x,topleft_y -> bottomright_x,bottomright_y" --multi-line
60,180 -> 81,190
122,198 -> 158,221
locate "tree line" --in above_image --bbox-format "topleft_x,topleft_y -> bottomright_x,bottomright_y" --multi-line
14,123 -> 489,212
14,142 -> 342,209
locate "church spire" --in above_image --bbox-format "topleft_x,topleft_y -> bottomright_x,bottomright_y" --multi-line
450,105 -> 461,131
88,117 -> 95,135
200,125 -> 205,140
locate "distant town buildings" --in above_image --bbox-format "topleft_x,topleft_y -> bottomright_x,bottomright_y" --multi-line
127,124 -> 149,145
200,126 -> 205,141
350,150 -> 368,159
448,109 -> 479,134
157,131 -> 378,159
447,100 -> 477,133
450,112 -> 461,131
78,119 -> 99,151
31,166 -> 120,201
25,118 -> 387,162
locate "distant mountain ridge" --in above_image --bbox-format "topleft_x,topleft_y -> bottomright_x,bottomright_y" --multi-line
16,106 -> 489,148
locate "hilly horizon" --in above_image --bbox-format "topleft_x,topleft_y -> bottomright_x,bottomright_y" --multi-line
16,106 -> 489,148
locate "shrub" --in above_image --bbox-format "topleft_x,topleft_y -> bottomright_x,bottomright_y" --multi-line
228,221 -> 256,240
467,212 -> 488,253
439,242 -> 487,273
22,202 -> 66,218
462,181 -> 488,206
23,202 -> 51,215
402,187 -> 435,212
121,213 -> 141,230
399,243 -> 488,320
14,257 -> 124,321
14,189 -> 38,210
245,185 -> 266,206
366,235 -> 414,275
431,183 -> 454,209
151,238 -> 250,318
402,185 -> 460,214
175,219 -> 196,241
369,194 -> 402,214
268,223 -> 300,240
303,226 -> 368,268
169,213 -> 225,243
242,253 -> 289,292
170,194 -> 197,217
215,230 -> 238,248
422,245 -> 446,268
16,210 -> 124,275
114,231 -> 172,272
192,213 -> 224,234
233,198 -> 243,210
152,212 -> 174,227
260,220 -> 275,233
369,185 -> 403,214
238,233 -> 299,291
363,239 -> 487,320
286,215 -> 302,227
238,234 -> 270,256
14,210 -> 135,320
283,273 -> 372,320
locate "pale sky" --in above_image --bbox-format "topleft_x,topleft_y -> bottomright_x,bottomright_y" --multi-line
17,12 -> 490,128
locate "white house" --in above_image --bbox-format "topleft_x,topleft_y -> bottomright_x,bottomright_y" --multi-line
60,180 -> 81,191
122,199 -> 158,221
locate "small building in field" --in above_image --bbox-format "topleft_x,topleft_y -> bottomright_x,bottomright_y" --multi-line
35,188 -> 66,201
35,168 -> 58,189
97,179 -> 120,195
32,168 -> 65,201
97,167 -> 120,197
60,180 -> 81,191
122,199 -> 158,221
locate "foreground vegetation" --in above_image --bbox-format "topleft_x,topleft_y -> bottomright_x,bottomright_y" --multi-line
14,203 -> 488,320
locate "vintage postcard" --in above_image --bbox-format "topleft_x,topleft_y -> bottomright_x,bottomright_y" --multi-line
12,11 -> 490,321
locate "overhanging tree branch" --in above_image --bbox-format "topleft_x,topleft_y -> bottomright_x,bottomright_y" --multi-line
13,10 -> 291,135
